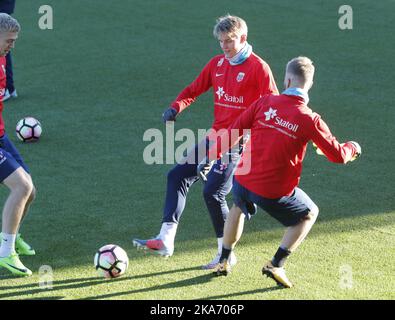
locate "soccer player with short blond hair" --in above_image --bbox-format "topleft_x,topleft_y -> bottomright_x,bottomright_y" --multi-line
133,15 -> 278,269
0,0 -> 18,101
0,13 -> 36,277
206,56 -> 361,287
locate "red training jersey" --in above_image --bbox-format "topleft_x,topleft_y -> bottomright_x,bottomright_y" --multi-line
0,56 -> 6,136
171,53 -> 278,135
213,93 -> 359,199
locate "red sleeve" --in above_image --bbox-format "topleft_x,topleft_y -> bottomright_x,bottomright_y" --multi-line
208,99 -> 261,160
257,61 -> 279,95
311,115 -> 358,164
170,59 -> 213,113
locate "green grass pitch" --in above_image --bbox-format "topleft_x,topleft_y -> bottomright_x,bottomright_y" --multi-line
0,0 -> 394,300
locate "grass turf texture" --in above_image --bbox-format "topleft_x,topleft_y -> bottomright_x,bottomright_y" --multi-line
0,0 -> 393,300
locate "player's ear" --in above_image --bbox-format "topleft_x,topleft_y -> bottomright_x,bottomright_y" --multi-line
284,74 -> 291,89
240,34 -> 247,44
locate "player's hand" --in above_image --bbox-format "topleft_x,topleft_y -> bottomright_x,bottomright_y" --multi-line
197,157 -> 214,182
162,107 -> 178,122
348,141 -> 361,161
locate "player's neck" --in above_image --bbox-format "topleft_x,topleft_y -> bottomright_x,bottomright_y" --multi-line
283,87 -> 310,104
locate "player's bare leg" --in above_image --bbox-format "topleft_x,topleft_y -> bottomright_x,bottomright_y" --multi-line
18,173 -> 36,226
14,173 -> 36,256
0,167 -> 33,276
280,207 -> 319,252
263,206 -> 319,288
2,171 -> 36,256
215,205 -> 245,275
1,168 -> 33,234
223,205 -> 245,249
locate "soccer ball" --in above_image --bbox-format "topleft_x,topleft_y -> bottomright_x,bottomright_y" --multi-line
94,244 -> 129,278
16,117 -> 42,142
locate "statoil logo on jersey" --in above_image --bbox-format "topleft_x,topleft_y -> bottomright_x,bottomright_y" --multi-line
216,86 -> 244,103
264,107 -> 299,132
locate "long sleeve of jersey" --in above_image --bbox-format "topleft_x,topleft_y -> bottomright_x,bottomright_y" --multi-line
310,115 -> 358,164
170,60 -> 213,113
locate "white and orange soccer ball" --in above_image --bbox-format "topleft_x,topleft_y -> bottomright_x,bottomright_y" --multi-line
16,117 -> 42,142
94,244 -> 129,279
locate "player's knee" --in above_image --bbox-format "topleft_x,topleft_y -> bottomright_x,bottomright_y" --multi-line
306,205 -> 319,220
29,186 -> 37,202
14,177 -> 33,198
203,187 -> 227,210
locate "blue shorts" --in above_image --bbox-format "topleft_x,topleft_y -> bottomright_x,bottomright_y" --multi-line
232,180 -> 317,226
0,134 -> 30,182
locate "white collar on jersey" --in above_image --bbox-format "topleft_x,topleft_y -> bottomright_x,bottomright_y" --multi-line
227,42 -> 253,66
282,87 -> 310,104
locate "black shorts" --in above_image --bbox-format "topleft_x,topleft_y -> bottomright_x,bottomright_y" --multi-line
0,134 -> 30,182
232,180 -> 318,226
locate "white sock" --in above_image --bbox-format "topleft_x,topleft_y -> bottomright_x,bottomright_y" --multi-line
217,237 -> 223,254
159,222 -> 178,247
0,233 -> 16,257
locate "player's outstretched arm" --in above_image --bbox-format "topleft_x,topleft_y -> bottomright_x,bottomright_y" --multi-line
169,59 -> 214,118
313,141 -> 361,162
311,117 -> 362,163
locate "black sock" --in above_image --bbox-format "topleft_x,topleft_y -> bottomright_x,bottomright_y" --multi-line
272,247 -> 291,267
220,247 -> 231,262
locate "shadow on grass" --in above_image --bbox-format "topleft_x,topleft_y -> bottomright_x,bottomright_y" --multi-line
0,276 -> 107,291
0,266 -> 202,300
0,276 -> 125,299
0,273 -> 27,281
80,273 -> 283,300
25,296 -> 65,300
79,272 -> 218,300
201,286 -> 283,300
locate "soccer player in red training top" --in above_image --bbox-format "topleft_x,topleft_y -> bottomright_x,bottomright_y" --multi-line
203,56 -> 361,287
0,13 -> 36,277
133,15 -> 278,269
